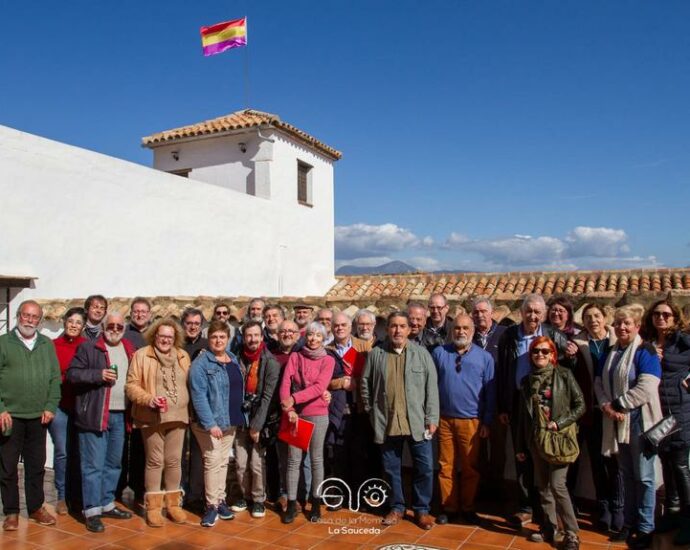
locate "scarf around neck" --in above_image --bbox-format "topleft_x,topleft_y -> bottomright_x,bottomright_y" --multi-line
84,322 -> 101,339
154,346 -> 178,370
529,364 -> 555,397
300,345 -> 327,360
242,342 -> 264,364
601,333 -> 642,455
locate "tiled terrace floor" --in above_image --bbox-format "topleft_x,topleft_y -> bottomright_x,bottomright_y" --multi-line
0,470 -> 680,549
2,503 -> 684,550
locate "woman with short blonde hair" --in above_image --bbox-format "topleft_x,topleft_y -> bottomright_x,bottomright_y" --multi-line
594,305 -> 662,548
126,317 -> 191,527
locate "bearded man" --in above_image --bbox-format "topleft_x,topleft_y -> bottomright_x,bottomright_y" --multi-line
431,315 -> 495,526
0,300 -> 61,530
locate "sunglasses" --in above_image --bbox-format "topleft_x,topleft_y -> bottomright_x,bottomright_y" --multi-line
455,355 -> 463,373
106,324 -> 125,332
652,311 -> 673,320
531,348 -> 552,356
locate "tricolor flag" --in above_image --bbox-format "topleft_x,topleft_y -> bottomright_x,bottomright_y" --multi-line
200,17 -> 247,57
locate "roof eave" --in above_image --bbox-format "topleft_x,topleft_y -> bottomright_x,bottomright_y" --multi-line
143,124 -> 342,161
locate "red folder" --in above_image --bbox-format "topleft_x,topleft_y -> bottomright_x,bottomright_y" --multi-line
278,414 -> 314,452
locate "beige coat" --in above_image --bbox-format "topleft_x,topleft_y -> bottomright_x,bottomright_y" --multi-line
125,345 -> 191,428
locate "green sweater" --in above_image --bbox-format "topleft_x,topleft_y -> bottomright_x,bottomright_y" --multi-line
0,330 -> 61,418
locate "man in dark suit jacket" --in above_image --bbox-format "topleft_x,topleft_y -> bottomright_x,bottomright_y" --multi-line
496,294 -> 573,528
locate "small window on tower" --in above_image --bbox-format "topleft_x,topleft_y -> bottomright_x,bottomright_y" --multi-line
297,160 -> 313,206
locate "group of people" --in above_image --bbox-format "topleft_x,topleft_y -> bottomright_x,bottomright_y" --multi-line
0,291 -> 688,550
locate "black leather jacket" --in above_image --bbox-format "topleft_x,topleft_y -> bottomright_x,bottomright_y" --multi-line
497,323 -> 574,415
514,365 -> 585,455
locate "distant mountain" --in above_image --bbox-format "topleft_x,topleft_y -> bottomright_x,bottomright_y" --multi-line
336,260 -> 419,276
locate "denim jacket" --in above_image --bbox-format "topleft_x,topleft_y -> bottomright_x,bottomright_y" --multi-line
190,349 -> 242,431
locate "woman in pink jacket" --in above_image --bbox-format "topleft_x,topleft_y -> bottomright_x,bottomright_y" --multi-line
279,321 -> 335,524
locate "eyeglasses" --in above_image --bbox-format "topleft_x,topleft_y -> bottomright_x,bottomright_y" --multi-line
156,334 -> 174,341
653,311 -> 673,320
184,321 -> 201,327
317,318 -> 332,323
278,329 -> 297,335
531,348 -> 552,356
19,312 -> 41,322
455,355 -> 463,373
105,324 -> 125,332
215,311 -> 229,316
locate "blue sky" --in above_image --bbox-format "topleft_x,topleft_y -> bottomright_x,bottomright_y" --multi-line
2,1 -> 688,272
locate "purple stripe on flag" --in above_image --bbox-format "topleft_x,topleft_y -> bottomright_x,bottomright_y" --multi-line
202,37 -> 247,56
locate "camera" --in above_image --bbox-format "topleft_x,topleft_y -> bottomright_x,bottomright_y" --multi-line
241,393 -> 260,413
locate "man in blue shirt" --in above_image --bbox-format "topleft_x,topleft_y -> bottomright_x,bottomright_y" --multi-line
433,314 -> 495,526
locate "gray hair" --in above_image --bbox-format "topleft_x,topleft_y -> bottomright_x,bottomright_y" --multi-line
279,319 -> 299,332
333,311 -> 352,324
263,303 -> 285,319
428,293 -> 448,306
249,297 -> 266,309
521,293 -> 546,311
407,301 -> 427,313
472,296 -> 493,311
103,311 -> 125,325
16,300 -> 43,321
355,309 -> 376,324
305,321 -> 328,339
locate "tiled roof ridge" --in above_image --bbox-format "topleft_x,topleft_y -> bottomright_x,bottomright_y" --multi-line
326,267 -> 690,300
141,108 -> 342,160
334,267 -> 689,280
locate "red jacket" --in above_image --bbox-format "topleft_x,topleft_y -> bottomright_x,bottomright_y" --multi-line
53,334 -> 86,411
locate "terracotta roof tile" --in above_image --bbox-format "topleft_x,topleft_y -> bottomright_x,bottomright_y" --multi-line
33,270 -> 690,325
324,268 -> 690,302
141,108 -> 342,160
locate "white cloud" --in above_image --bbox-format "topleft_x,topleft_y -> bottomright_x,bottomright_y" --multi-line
564,227 -> 629,258
443,232 -> 470,248
335,223 -> 433,259
334,222 -> 661,273
458,234 -> 566,267
442,226 -> 658,270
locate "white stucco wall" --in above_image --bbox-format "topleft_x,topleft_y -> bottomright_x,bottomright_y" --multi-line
0,124 -> 336,305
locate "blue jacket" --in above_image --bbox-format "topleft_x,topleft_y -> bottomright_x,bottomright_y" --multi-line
190,350 -> 242,431
657,331 -> 690,450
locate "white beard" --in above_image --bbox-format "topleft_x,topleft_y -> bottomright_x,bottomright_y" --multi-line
17,324 -> 37,338
454,337 -> 469,348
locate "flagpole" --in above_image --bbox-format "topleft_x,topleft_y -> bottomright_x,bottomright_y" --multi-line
243,16 -> 249,109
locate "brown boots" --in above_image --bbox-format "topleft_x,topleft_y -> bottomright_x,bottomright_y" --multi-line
145,490 -> 187,526
144,492 -> 165,527
164,490 -> 187,524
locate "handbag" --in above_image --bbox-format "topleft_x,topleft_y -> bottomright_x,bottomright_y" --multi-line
642,414 -> 680,449
642,382 -> 680,449
533,399 -> 579,466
